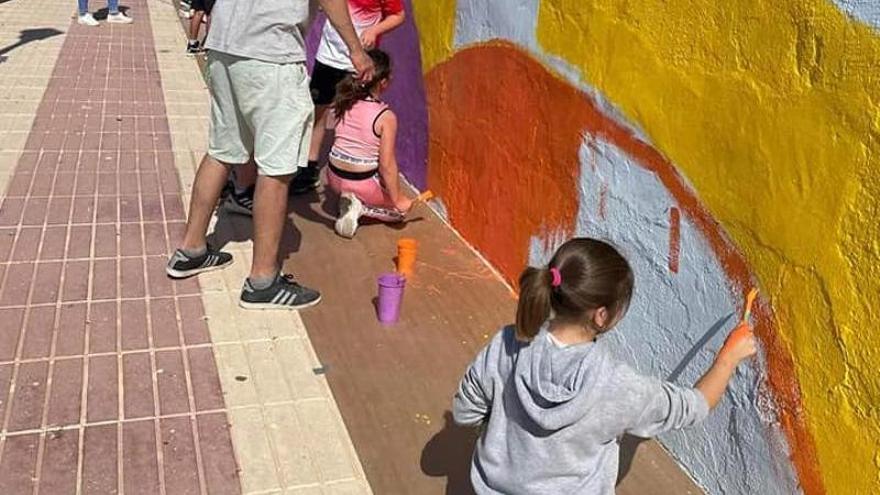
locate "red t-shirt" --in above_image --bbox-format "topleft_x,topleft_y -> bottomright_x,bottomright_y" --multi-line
349,0 -> 404,20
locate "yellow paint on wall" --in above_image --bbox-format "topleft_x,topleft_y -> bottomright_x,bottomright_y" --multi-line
536,1 -> 880,493
410,0 -> 457,73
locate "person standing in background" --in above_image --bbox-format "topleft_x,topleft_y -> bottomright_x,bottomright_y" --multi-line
77,0 -> 134,25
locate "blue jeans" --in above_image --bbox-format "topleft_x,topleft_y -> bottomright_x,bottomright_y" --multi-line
78,0 -> 120,15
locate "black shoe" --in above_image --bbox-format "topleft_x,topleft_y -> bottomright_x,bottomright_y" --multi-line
166,247 -> 233,278
240,273 -> 322,310
290,164 -> 320,195
223,186 -> 254,216
186,40 -> 200,55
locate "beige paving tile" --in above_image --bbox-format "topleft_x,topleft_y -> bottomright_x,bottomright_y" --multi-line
247,341 -> 293,404
214,343 -> 260,407
275,339 -> 326,401
324,481 -> 371,495
228,407 -> 283,493
295,400 -> 360,483
264,404 -> 320,487
285,486 -> 324,495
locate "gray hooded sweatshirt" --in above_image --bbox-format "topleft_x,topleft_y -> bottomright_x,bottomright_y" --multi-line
453,325 -> 709,494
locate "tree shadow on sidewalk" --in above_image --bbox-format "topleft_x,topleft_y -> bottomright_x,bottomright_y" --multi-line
420,411 -> 478,495
0,28 -> 64,64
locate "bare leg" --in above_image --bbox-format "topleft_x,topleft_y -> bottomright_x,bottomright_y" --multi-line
181,154 -> 231,251
250,173 -> 292,279
189,11 -> 203,41
235,158 -> 258,189
307,105 -> 330,162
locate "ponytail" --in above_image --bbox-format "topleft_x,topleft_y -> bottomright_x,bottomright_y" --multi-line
515,238 -> 635,341
332,49 -> 392,121
515,267 -> 554,340
332,75 -> 371,120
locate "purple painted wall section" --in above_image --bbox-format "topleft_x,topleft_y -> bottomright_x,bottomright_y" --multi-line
306,1 -> 429,189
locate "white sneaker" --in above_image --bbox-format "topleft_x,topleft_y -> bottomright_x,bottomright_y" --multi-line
77,13 -> 100,26
335,193 -> 363,239
107,12 -> 133,24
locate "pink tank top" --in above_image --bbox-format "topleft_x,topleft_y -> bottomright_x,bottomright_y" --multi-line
330,99 -> 389,169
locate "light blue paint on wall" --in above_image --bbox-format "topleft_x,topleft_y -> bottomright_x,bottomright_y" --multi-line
453,0 -> 540,49
579,137 -> 800,495
832,0 -> 880,30
531,136 -> 800,495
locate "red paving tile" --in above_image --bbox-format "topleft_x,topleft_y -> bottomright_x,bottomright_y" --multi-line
7,361 -> 49,432
123,420 -> 161,495
121,299 -> 149,350
56,303 -> 87,356
83,424 -> 118,495
156,350 -> 190,415
0,308 -> 25,361
39,429 -> 80,494
198,413 -> 241,495
0,261 -> 34,306
46,358 -> 83,426
161,417 -> 201,495
0,5 -> 239,493
123,352 -> 154,419
0,433 -> 39,493
86,355 -> 118,422
22,305 -> 57,359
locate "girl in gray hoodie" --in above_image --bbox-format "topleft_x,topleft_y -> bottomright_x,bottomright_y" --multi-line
453,238 -> 757,494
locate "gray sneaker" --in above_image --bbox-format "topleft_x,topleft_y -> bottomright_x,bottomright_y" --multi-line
166,247 -> 233,278
240,273 -> 321,310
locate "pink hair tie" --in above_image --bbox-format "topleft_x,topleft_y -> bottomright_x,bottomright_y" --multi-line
550,267 -> 562,288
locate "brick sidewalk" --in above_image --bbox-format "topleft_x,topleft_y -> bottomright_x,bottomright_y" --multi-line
0,1 -> 240,492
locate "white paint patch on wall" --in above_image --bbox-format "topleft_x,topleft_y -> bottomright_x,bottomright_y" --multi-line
453,0 -> 541,49
832,0 -> 880,30
530,136 -> 800,495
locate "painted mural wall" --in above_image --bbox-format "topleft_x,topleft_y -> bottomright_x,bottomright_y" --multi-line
394,0 -> 878,493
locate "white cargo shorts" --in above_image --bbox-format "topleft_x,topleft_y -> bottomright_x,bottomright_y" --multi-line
206,51 -> 314,176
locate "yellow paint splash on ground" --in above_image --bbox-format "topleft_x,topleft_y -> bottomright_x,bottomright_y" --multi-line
537,1 -> 880,492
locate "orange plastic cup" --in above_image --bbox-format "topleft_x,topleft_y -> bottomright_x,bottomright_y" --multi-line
397,238 -> 418,277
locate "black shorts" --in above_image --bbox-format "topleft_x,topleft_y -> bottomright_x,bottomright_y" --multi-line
192,0 -> 214,14
309,60 -> 351,106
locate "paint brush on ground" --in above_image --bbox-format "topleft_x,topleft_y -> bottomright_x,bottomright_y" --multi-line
415,190 -> 434,203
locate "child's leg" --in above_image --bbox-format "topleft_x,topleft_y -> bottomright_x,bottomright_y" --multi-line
327,171 -> 403,223
189,11 -> 203,41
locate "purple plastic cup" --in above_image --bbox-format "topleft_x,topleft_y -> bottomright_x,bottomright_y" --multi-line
377,273 -> 406,324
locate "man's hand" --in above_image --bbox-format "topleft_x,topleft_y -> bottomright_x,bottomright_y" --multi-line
350,49 -> 375,82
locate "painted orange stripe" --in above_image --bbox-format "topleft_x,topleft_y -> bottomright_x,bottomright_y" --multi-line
669,207 -> 681,274
425,41 -> 823,493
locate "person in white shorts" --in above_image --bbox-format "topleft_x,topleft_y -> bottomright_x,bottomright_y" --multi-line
166,0 -> 375,311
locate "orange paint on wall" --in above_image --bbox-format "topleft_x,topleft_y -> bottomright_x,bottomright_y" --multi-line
424,41 -> 823,492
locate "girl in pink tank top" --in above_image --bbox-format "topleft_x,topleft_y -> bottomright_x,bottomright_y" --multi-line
326,49 -> 413,239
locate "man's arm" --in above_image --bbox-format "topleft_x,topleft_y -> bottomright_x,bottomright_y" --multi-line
317,0 -> 375,80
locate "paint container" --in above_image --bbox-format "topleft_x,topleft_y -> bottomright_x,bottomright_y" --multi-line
397,238 -> 418,277
377,273 -> 406,324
